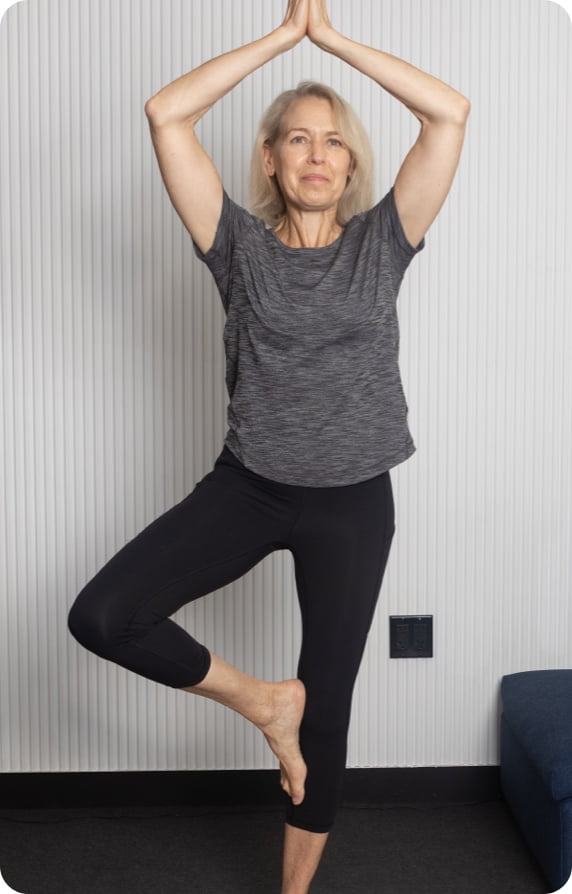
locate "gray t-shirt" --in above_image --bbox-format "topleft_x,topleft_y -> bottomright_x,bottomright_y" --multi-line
192,187 -> 425,487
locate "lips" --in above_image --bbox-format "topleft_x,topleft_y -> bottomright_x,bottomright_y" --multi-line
302,175 -> 328,181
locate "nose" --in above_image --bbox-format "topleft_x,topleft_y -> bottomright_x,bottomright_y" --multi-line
308,140 -> 325,163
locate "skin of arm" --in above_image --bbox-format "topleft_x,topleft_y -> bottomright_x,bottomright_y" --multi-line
143,0 -> 311,254
307,0 -> 471,248
145,1 -> 309,127
307,0 -> 469,123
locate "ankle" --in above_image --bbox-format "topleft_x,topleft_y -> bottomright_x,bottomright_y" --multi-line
281,872 -> 312,894
185,653 -> 274,728
282,824 -> 328,894
246,678 -> 275,729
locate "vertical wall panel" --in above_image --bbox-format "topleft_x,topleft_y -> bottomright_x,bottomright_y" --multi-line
1,0 -> 571,773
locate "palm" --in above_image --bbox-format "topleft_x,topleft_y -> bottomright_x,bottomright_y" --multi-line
282,0 -> 310,44
307,0 -> 335,45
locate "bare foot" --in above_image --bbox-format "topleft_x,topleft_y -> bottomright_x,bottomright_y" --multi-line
258,679 -> 307,805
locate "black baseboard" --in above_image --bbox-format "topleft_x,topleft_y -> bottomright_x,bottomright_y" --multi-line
0,767 -> 500,810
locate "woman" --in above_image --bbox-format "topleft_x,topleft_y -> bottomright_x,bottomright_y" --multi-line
68,1 -> 470,891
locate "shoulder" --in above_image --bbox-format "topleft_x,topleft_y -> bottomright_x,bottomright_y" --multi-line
340,188 -> 425,284
193,189 -> 263,262
219,190 -> 262,239
354,188 -> 425,256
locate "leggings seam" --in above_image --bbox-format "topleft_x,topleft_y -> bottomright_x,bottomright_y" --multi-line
286,488 -> 308,542
360,525 -> 395,637
126,543 -> 273,631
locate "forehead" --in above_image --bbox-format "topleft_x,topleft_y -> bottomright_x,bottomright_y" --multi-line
281,96 -> 338,130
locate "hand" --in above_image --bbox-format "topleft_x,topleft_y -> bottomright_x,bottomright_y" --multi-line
280,0 -> 310,49
307,0 -> 337,48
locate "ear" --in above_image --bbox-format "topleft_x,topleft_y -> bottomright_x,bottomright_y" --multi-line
262,141 -> 276,177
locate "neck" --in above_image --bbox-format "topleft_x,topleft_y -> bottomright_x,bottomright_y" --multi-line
274,208 -> 342,249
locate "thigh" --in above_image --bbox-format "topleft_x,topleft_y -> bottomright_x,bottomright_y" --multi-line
72,448 -> 299,636
291,471 -> 395,701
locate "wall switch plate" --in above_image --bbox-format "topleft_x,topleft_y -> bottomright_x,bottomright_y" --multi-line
390,615 -> 433,658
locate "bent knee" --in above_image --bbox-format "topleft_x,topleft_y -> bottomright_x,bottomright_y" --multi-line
67,585 -> 120,656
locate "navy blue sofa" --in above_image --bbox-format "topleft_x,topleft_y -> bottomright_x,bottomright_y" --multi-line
501,670 -> 572,892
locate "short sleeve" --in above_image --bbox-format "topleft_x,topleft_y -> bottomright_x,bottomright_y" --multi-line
369,186 -> 426,282
191,190 -> 256,312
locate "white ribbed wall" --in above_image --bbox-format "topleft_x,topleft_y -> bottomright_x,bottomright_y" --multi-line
1,0 -> 570,773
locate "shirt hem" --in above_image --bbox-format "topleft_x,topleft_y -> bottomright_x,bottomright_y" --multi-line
223,436 -> 416,488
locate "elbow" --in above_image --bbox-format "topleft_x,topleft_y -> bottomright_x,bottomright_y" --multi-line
437,97 -> 470,127
144,96 -> 174,129
144,95 -> 161,122
454,96 -> 471,123
144,96 -> 200,130
439,93 -> 471,126
144,90 -> 175,126
419,95 -> 471,128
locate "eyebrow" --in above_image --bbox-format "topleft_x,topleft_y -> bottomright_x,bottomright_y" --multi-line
286,127 -> 342,137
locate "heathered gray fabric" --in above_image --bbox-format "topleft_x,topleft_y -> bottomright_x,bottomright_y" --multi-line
192,186 -> 425,487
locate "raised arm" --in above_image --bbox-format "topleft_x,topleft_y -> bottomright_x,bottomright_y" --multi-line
144,0 -> 309,254
307,0 -> 470,249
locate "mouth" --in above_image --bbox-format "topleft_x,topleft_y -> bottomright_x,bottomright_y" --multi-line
302,175 -> 329,182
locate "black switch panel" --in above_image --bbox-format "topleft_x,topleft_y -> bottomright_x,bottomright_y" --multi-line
390,615 -> 433,658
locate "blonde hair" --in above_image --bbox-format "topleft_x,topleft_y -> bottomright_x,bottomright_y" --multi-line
249,81 -> 375,228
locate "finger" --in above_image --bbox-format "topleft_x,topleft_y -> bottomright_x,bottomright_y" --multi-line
320,0 -> 332,26
308,0 -> 324,27
294,0 -> 310,28
283,0 -> 309,32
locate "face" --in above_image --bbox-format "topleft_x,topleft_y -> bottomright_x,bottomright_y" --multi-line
263,96 -> 353,217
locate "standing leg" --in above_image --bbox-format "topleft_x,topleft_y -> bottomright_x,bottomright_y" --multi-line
281,824 -> 329,894
282,469 -> 396,891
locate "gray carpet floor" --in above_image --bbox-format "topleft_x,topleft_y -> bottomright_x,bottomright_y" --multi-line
0,801 -> 549,893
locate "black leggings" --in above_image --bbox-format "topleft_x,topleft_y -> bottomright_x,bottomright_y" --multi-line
68,444 -> 395,833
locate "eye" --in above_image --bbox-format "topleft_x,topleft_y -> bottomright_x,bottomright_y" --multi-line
291,135 -> 306,144
328,138 -> 343,147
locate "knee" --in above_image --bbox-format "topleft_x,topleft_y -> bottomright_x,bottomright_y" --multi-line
67,583 -> 117,657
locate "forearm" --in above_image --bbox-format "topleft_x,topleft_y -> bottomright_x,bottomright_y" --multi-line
145,26 -> 295,128
318,31 -> 469,124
